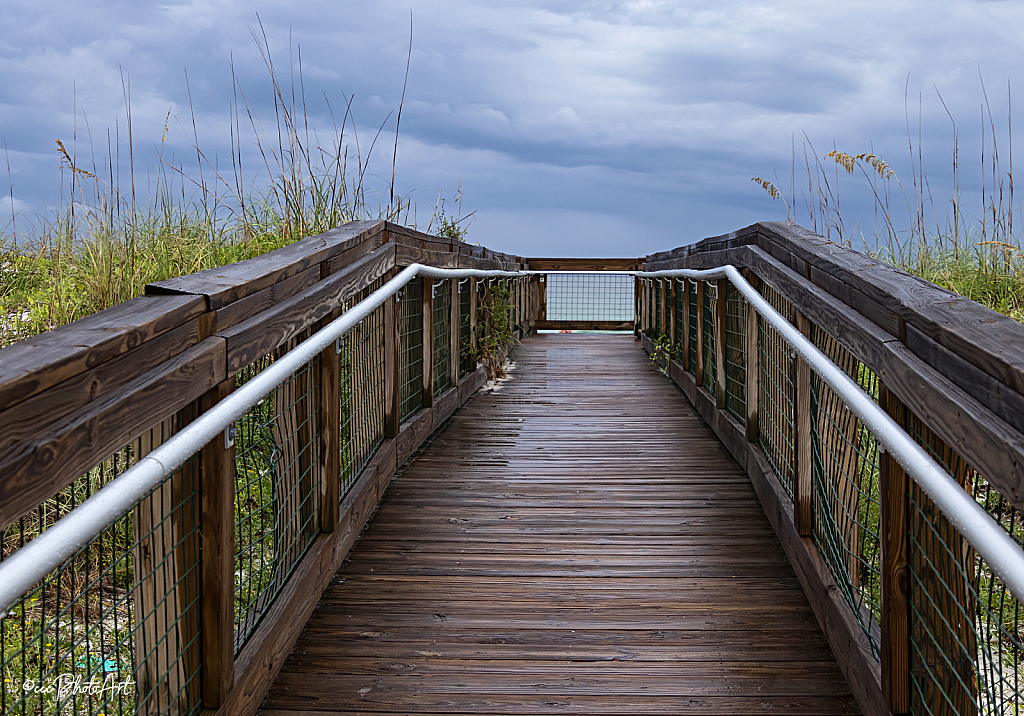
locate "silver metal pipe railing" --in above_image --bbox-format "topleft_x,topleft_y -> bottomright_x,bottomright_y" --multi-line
0,264 -> 524,614
639,265 -> 1024,604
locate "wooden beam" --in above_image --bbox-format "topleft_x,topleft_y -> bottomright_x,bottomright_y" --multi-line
449,279 -> 460,389
522,257 -> 639,271
384,272 -> 400,439
422,280 -> 435,408
668,279 -> 677,352
879,381 -> 909,715
715,277 -> 728,409
681,279 -> 691,370
469,278 -> 479,356
744,269 -> 760,443
794,310 -> 813,536
320,307 -> 342,534
695,281 -> 705,387
200,379 -> 235,707
537,275 -> 547,323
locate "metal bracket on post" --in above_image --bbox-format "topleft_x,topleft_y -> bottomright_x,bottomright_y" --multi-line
223,424 -> 237,450
458,278 -> 469,293
432,281 -> 440,298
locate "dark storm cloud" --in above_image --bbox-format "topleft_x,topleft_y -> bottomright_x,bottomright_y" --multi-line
2,0 -> 1024,254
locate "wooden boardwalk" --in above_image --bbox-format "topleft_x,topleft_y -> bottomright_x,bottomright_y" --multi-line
260,334 -> 858,715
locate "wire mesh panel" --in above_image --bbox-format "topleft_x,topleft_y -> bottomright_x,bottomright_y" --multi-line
459,280 -> 473,378
339,278 -> 386,498
674,279 -> 686,364
233,343 -> 322,654
1,412 -> 203,716
544,273 -> 634,323
432,280 -> 452,398
654,279 -> 662,337
903,410 -> 1024,716
724,282 -> 747,423
399,278 -> 424,421
688,281 -> 698,374
809,325 -> 882,661
702,283 -> 717,394
757,279 -> 796,499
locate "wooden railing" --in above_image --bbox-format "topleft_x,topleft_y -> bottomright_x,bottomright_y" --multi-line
5,216 -> 1021,716
637,221 -> 1024,716
0,221 -> 530,716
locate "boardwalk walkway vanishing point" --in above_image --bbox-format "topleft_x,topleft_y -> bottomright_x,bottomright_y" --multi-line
261,334 -> 858,715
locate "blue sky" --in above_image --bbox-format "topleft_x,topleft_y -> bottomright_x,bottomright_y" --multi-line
2,0 -> 1023,257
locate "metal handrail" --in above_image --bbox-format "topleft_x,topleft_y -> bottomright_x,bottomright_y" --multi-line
640,265 -> 1024,604
0,264 -> 523,614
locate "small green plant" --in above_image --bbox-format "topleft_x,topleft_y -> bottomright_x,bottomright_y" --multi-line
470,281 -> 514,379
649,334 -> 671,371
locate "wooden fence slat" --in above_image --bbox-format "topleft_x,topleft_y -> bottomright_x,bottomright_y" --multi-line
880,381 -> 909,715
200,379 -> 235,708
744,269 -> 759,442
794,310 -> 813,536
695,281 -> 705,387
715,277 -> 728,409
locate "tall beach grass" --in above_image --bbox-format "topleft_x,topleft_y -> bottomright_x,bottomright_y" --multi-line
753,85 -> 1024,323
0,29 -> 469,347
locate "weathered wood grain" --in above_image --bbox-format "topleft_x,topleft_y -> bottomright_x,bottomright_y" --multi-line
0,293 -> 205,411
652,339 -> 886,716
0,316 -> 205,454
0,337 -> 225,531
219,245 -> 396,373
146,220 -> 383,308
214,265 -> 321,333
261,334 -> 857,716
525,258 -> 641,271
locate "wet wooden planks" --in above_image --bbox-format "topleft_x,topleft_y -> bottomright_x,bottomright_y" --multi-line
261,333 -> 858,716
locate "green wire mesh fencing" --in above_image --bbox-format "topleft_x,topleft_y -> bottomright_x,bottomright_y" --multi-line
544,273 -> 634,323
1,410 -> 203,716
674,279 -> 686,364
432,280 -> 452,398
688,281 -> 698,374
399,278 -> 424,422
654,279 -> 662,337
459,280 -> 474,378
757,279 -> 796,500
701,283 -> 717,394
339,277 -> 386,498
808,324 -> 883,661
724,282 -> 747,424
233,335 -> 322,654
902,410 -> 1024,716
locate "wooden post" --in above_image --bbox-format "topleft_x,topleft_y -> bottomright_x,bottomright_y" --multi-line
200,380 -> 235,708
714,278 -> 727,409
449,278 -> 460,388
422,280 -> 435,408
667,279 -> 677,353
384,273 -> 400,439
681,279 -> 691,370
469,277 -> 479,365
794,310 -> 813,536
133,412 -> 202,716
694,281 -> 705,387
537,275 -> 547,323
880,381 -> 909,715
905,421 -> 979,716
658,279 -> 667,338
634,275 -> 642,337
319,307 -> 341,533
743,269 -> 759,443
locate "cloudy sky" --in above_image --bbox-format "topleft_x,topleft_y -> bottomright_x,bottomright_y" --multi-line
2,0 -> 1022,257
